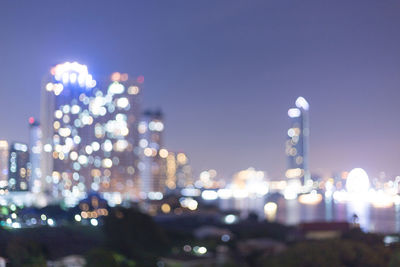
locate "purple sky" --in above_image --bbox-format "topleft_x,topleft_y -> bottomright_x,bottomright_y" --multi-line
1,1 -> 400,180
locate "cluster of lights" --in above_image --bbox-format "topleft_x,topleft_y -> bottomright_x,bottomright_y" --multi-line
44,63 -> 143,197
51,62 -> 96,89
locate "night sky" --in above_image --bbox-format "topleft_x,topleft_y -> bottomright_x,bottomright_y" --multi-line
1,1 -> 400,180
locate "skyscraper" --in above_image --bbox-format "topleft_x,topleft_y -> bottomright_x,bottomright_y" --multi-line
41,62 -> 142,203
0,140 -> 9,192
8,142 -> 30,191
165,152 -> 193,191
138,109 -> 167,198
29,117 -> 42,194
285,96 -> 310,191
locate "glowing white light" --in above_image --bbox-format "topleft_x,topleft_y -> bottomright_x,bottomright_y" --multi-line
108,82 -> 125,94
90,218 -> 98,226
11,222 -> 21,229
264,202 -> 278,221
346,168 -> 370,194
201,190 -> 218,200
217,189 -> 233,199
69,72 -> 77,83
116,97 -> 129,108
295,96 -> 309,110
224,214 -> 237,224
47,218 -> 54,226
52,62 -> 95,89
197,247 -> 207,254
74,214 -> 81,222
288,108 -> 301,118
264,202 -> 278,213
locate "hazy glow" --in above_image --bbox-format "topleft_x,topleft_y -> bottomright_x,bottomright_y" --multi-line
201,190 -> 218,200
346,168 -> 370,194
295,96 -> 309,110
264,202 -> 278,221
298,191 -> 323,205
288,108 -> 301,118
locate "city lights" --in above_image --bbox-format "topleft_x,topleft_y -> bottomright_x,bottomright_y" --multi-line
346,168 -> 370,194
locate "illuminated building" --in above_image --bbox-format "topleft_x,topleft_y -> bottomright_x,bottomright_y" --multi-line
138,109 -> 167,198
165,152 -> 177,190
0,140 -> 9,190
41,62 -> 142,202
286,96 -> 310,190
8,142 -> 30,191
165,152 -> 193,190
175,152 -> 193,188
29,117 -> 42,194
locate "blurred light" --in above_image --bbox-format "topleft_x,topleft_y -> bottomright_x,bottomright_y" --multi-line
295,96 -> 309,110
224,214 -> 237,224
159,149 -> 168,158
47,218 -> 54,226
264,202 -> 278,221
288,108 -> 301,118
90,218 -> 98,226
161,203 -> 171,213
346,168 -> 369,194
128,86 -> 139,95
108,82 -> 125,94
11,222 -> 21,229
221,234 -> 230,242
298,191 -> 323,205
201,190 -> 218,200
74,214 -> 82,222
217,189 -> 233,199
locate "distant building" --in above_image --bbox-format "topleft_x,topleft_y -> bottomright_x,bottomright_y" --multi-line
40,62 -> 142,203
165,151 -> 193,190
138,109 -> 167,198
285,97 -> 310,190
8,142 -> 30,191
29,117 -> 42,194
175,152 -> 193,188
0,140 -> 8,192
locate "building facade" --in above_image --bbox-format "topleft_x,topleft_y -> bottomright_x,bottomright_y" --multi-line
0,140 -> 9,192
8,143 -> 30,191
138,109 -> 167,198
40,62 -> 142,203
285,96 -> 310,191
29,118 -> 42,194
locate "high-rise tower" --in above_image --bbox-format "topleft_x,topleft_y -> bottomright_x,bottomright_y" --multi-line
138,109 -> 167,198
285,97 -> 310,191
29,117 -> 42,194
8,143 -> 30,191
41,62 -> 142,203
0,140 -> 9,192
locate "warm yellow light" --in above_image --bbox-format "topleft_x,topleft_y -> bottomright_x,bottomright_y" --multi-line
161,203 -> 171,213
159,149 -> 168,158
298,191 -> 323,205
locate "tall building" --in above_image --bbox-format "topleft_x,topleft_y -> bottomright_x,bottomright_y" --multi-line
29,117 -> 42,194
8,142 -> 30,191
165,152 -> 193,190
41,62 -> 142,203
0,140 -> 9,192
285,96 -> 310,190
138,109 -> 167,198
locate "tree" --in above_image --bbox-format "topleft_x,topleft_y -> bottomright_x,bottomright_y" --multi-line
6,238 -> 46,267
103,207 -> 169,266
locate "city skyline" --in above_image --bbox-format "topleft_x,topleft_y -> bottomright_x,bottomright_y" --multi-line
1,1 -> 400,179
